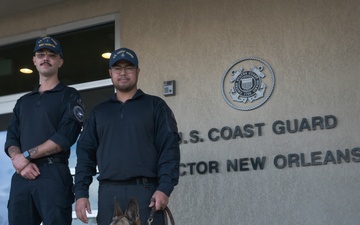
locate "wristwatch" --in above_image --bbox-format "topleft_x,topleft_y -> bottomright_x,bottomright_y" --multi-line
23,150 -> 32,161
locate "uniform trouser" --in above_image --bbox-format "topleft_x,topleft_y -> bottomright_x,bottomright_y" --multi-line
97,180 -> 165,225
7,163 -> 74,225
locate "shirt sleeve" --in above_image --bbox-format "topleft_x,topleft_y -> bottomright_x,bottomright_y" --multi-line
4,99 -> 22,156
154,101 -> 181,196
74,112 -> 98,199
49,88 -> 84,151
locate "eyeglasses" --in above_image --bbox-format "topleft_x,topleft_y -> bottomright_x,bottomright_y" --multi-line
35,52 -> 60,59
111,65 -> 136,73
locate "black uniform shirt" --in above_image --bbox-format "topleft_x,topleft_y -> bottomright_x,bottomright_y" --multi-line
74,89 -> 180,199
5,82 -> 84,159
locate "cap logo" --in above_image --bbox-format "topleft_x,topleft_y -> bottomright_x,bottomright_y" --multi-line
38,43 -> 56,49
126,52 -> 134,58
113,51 -> 135,59
50,38 -> 58,45
37,37 -> 58,45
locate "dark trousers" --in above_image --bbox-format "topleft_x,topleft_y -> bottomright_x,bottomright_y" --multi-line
97,179 -> 165,225
7,163 -> 74,225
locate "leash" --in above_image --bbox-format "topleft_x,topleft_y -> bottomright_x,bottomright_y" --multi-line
147,205 -> 175,225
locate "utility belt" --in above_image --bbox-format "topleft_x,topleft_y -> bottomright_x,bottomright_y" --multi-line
100,177 -> 158,189
33,156 -> 68,166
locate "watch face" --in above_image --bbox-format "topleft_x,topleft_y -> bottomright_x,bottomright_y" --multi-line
23,151 -> 30,159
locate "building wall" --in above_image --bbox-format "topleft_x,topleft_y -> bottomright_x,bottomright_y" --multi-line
1,0 -> 359,224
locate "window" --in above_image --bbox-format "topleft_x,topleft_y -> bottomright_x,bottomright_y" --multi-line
0,22 -> 114,96
0,14 -> 118,115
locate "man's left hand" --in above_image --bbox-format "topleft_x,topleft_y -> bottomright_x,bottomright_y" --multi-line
149,190 -> 169,211
12,153 -> 30,173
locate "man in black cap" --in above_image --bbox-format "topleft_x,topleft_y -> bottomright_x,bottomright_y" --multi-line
5,36 -> 84,225
74,47 -> 180,225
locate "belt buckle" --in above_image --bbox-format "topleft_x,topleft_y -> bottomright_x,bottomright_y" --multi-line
47,157 -> 54,164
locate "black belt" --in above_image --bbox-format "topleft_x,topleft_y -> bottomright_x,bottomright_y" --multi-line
100,177 -> 158,186
33,157 -> 68,165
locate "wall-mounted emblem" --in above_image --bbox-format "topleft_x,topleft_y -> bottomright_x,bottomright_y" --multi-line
221,57 -> 275,111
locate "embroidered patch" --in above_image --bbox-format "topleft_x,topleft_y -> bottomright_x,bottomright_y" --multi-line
73,106 -> 84,122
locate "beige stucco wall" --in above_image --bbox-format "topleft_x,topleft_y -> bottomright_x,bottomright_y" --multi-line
1,0 -> 359,224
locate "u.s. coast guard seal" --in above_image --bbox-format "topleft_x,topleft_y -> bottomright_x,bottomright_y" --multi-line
221,57 -> 275,111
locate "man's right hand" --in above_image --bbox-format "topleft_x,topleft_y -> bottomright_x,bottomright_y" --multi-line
19,163 -> 40,179
76,198 -> 92,224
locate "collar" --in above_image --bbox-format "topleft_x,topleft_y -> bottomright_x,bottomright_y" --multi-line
31,82 -> 65,94
110,89 -> 145,102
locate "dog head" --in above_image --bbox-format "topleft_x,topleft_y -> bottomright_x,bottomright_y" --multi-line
110,197 -> 140,225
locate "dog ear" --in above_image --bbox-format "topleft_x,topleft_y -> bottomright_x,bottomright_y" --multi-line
125,198 -> 140,224
113,196 -> 124,217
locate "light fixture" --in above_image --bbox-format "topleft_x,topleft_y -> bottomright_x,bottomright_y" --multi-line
20,68 -> 33,74
102,52 -> 111,59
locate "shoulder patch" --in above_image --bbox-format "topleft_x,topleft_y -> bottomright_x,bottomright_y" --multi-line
73,106 -> 85,122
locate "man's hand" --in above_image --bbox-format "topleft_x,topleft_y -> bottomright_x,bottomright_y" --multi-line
149,190 -> 169,211
76,198 -> 92,224
11,153 -> 30,173
19,163 -> 40,179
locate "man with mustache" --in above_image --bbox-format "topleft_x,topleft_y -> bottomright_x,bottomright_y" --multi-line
74,47 -> 180,225
4,36 -> 84,225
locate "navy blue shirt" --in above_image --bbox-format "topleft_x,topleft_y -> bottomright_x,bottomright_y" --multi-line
74,89 -> 180,199
5,82 -> 84,159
